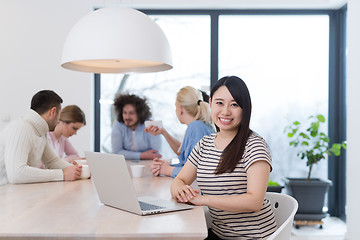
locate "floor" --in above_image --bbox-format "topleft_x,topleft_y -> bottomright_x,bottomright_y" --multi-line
291,216 -> 347,240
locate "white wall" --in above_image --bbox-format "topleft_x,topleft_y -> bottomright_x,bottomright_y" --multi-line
0,0 -> 94,155
346,0 -> 360,239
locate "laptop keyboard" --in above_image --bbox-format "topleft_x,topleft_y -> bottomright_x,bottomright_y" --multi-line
139,201 -> 165,211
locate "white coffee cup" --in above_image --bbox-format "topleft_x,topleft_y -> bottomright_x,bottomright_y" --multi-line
80,165 -> 91,179
144,120 -> 163,129
130,165 -> 145,178
75,159 -> 87,165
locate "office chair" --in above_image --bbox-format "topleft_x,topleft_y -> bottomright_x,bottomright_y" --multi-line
204,193 -> 298,239
266,192 -> 298,240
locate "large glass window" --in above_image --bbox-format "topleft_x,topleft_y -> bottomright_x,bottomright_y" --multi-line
218,15 -> 329,184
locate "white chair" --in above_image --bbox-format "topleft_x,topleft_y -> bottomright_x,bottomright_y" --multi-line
266,192 -> 298,240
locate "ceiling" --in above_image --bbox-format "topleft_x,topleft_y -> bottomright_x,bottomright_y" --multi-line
93,0 -> 347,10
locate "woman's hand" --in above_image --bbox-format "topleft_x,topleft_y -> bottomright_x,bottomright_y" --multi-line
172,185 -> 207,206
171,184 -> 199,203
188,191 -> 207,206
170,161 -> 199,203
144,125 -> 164,136
150,158 -> 163,176
149,158 -> 174,176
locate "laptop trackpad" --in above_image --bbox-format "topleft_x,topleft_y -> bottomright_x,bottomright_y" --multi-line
138,196 -> 193,211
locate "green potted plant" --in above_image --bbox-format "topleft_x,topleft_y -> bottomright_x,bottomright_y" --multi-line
267,180 -> 284,193
284,114 -> 346,222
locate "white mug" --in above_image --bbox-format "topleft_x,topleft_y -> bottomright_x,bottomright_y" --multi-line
80,165 -> 91,179
130,165 -> 145,178
75,159 -> 87,165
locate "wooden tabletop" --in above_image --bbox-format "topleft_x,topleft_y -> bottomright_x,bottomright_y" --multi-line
0,160 -> 207,239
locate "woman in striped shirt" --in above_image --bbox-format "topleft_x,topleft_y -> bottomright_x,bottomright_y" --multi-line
171,76 -> 277,239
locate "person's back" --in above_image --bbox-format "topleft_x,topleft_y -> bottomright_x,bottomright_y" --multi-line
147,86 -> 214,178
0,117 -> 35,184
0,90 -> 82,186
176,120 -> 213,166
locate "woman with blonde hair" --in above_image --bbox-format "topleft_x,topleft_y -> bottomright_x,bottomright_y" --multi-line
47,105 -> 86,163
146,86 -> 214,178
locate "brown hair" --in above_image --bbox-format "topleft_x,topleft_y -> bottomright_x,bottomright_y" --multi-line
60,105 -> 86,125
30,90 -> 63,115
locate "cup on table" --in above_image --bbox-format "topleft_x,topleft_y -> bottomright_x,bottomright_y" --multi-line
130,165 -> 145,178
75,159 -> 87,165
80,165 -> 91,179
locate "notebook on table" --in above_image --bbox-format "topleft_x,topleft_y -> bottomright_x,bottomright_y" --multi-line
84,151 -> 193,215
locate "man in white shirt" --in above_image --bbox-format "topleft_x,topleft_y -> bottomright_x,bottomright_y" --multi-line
0,90 -> 82,185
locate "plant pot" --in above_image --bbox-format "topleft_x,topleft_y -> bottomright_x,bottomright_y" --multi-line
285,178 -> 332,221
267,185 -> 284,193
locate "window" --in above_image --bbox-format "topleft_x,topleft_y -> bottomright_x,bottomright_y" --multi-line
94,8 -> 346,219
99,15 -> 210,158
218,15 -> 329,183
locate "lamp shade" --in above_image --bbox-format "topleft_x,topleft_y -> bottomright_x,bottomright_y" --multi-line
61,7 -> 173,74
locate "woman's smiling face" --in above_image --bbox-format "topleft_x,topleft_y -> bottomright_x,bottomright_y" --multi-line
210,86 -> 242,133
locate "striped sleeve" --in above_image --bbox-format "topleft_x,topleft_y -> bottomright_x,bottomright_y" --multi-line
187,140 -> 202,168
243,134 -> 272,172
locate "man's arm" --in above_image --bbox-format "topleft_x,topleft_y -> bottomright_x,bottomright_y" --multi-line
43,140 -> 82,181
4,125 -> 65,184
42,140 -> 71,169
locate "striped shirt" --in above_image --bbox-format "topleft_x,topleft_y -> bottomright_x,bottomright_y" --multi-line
188,133 -> 277,239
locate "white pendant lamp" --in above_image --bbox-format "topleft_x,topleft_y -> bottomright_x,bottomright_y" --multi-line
61,7 -> 173,74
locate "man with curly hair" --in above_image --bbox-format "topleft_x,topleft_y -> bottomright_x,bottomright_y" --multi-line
111,93 -> 162,160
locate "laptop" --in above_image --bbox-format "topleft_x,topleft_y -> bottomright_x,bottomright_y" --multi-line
84,151 -> 193,215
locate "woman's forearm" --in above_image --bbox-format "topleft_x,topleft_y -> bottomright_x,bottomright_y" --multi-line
162,129 -> 181,155
202,193 -> 265,213
170,177 -> 186,199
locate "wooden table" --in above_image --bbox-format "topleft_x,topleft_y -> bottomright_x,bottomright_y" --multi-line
0,160 -> 207,239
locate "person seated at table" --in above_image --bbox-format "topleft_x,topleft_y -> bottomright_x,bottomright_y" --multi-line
0,90 -> 82,185
146,86 -> 214,178
170,76 -> 277,239
47,105 -> 86,164
111,93 -> 162,160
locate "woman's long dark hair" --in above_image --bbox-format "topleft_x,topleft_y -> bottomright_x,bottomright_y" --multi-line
211,76 -> 252,174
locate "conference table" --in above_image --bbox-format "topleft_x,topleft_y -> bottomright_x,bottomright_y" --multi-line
0,160 -> 208,239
